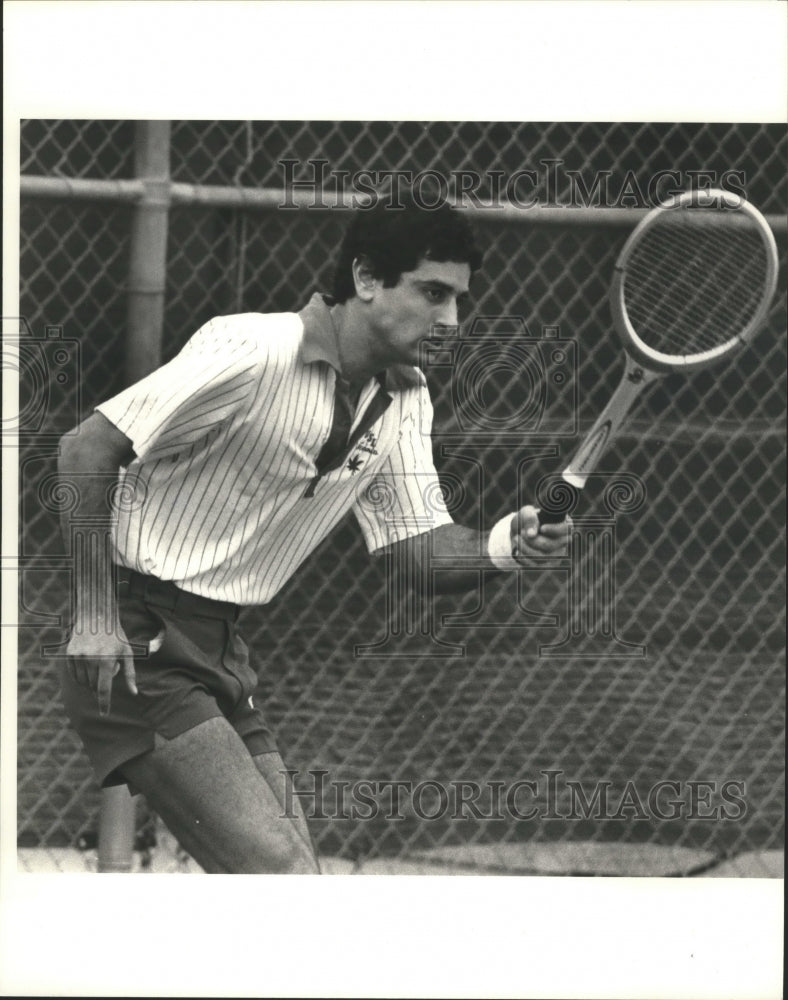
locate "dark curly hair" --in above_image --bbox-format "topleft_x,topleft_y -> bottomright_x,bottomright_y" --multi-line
331,194 -> 484,303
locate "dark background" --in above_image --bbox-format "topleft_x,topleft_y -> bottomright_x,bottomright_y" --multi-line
17,121 -> 786,866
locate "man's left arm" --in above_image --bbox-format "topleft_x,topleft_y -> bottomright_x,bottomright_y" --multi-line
385,506 -> 570,594
354,383 -> 570,591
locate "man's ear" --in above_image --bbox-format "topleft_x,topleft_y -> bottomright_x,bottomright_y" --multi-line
352,255 -> 377,301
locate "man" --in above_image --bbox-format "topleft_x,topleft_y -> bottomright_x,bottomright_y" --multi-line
58,197 -> 568,873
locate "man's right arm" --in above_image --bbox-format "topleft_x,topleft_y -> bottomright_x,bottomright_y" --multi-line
58,412 -> 138,715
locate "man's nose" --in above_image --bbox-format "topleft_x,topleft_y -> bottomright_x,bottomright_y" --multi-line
437,299 -> 458,329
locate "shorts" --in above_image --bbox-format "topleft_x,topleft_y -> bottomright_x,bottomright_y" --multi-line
60,567 -> 278,790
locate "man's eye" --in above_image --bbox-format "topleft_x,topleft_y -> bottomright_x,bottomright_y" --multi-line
425,288 -> 445,302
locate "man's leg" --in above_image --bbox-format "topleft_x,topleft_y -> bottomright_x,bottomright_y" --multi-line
252,751 -> 320,870
119,717 -> 319,874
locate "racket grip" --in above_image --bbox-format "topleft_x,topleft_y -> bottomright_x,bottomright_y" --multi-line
537,507 -> 568,525
537,481 -> 579,525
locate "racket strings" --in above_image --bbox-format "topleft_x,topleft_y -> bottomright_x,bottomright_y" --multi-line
622,211 -> 769,358
627,228 -> 765,352
633,246 -> 764,354
626,226 -> 767,354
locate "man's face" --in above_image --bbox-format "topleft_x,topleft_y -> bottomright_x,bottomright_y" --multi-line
366,258 -> 471,367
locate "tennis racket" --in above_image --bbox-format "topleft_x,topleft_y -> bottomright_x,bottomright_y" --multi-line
537,188 -> 779,524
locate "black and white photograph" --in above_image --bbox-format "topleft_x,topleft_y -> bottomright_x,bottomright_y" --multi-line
2,3 -> 785,998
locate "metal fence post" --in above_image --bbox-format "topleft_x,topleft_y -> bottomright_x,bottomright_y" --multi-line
125,120 -> 172,380
97,121 -> 171,874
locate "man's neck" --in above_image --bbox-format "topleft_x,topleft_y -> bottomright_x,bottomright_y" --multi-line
330,299 -> 381,388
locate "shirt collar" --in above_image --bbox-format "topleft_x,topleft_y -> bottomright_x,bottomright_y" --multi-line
298,293 -> 425,391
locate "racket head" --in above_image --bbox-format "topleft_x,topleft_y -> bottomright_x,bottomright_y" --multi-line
610,189 -> 779,373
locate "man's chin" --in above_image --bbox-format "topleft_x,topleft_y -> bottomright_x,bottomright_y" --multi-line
415,339 -> 439,360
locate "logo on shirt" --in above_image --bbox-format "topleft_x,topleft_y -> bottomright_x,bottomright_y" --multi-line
357,431 -> 379,455
346,455 -> 364,475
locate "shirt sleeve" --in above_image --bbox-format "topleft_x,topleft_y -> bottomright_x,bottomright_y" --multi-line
95,316 -> 261,462
353,385 -> 454,552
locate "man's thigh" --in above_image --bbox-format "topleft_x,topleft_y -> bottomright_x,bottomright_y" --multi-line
61,589 -> 279,787
120,717 -> 319,874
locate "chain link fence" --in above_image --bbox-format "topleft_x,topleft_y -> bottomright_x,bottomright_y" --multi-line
15,121 -> 785,875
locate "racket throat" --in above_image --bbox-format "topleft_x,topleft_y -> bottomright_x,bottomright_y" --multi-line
564,356 -> 660,488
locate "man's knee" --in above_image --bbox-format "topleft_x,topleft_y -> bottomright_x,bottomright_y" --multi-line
226,824 -> 318,874
116,718 -> 320,873
267,840 -> 320,875
149,809 -> 318,874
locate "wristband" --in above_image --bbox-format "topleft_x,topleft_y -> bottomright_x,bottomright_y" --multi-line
487,513 -> 520,570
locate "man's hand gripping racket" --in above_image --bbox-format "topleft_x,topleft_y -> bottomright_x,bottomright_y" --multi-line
536,189 -> 779,526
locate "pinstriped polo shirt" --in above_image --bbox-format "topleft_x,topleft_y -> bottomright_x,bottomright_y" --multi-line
96,293 -> 453,604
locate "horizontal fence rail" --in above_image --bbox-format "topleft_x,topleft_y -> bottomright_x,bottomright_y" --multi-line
19,174 -> 788,233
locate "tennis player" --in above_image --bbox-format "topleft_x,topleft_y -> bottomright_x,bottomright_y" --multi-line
58,196 -> 568,873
